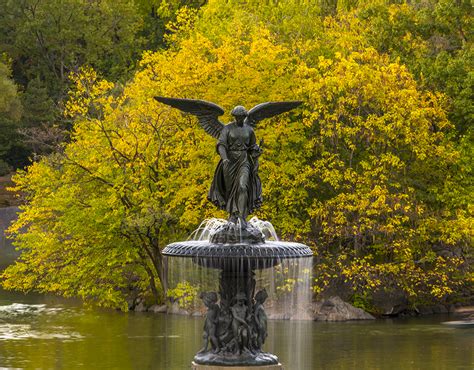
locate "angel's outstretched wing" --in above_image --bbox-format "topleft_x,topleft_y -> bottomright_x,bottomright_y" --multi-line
246,101 -> 302,127
155,96 -> 225,139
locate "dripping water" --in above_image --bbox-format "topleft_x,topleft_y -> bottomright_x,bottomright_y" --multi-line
188,217 -> 279,242
166,255 -> 313,321
166,218 -> 313,365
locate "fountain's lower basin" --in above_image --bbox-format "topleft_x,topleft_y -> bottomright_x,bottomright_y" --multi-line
164,237 -> 313,367
162,240 -> 313,269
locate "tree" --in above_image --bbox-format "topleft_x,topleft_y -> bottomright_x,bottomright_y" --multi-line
1,26 -> 308,308
0,0 -> 209,168
0,61 -> 22,174
0,0 -> 144,98
356,0 -> 473,134
297,50 -> 468,305
1,0 -> 471,310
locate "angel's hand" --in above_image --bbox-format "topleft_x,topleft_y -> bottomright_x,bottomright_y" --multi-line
251,145 -> 263,158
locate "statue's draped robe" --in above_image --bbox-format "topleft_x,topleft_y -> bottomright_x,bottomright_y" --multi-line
208,123 -> 262,217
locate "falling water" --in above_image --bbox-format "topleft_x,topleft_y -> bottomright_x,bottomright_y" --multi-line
188,217 -> 279,242
166,218 -> 313,320
247,217 -> 278,241
258,257 -> 314,369
164,217 -> 314,367
254,257 -> 313,320
166,256 -> 313,320
188,218 -> 227,241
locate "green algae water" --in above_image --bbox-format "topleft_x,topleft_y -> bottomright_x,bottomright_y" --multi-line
0,289 -> 472,370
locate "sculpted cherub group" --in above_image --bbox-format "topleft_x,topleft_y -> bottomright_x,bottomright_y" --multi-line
199,288 -> 269,355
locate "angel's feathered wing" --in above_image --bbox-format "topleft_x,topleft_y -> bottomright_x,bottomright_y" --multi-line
246,101 -> 302,127
155,96 -> 225,139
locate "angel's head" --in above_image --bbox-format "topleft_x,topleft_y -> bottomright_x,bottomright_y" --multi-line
231,105 -> 248,124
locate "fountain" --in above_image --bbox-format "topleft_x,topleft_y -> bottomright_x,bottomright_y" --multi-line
157,96 -> 313,369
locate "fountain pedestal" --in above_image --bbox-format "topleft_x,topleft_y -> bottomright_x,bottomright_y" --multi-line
192,267 -> 278,366
163,238 -> 312,368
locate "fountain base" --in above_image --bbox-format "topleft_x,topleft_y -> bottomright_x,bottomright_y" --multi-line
191,268 -> 279,367
193,351 -> 279,367
163,233 -> 313,367
192,362 -> 283,369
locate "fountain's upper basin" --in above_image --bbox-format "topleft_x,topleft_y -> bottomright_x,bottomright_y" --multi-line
162,240 -> 313,270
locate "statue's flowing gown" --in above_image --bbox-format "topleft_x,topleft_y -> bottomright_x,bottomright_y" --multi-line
208,122 -> 262,217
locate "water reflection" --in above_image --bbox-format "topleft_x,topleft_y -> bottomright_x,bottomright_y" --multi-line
0,290 -> 472,369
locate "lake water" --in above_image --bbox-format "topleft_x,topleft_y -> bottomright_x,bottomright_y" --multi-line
0,289 -> 472,370
0,208 -> 472,369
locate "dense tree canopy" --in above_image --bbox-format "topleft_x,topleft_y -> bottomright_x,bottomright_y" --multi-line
1,0 -> 472,311
0,0 -> 204,163
0,61 -> 22,174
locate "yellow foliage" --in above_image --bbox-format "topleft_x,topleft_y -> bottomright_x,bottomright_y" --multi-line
2,1 -> 471,309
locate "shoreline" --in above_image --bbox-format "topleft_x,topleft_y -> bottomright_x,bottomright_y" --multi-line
128,297 -> 473,321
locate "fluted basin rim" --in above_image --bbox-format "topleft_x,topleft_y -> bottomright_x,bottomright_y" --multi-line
162,240 -> 313,259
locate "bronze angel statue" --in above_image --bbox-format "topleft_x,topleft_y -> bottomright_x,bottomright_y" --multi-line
155,97 -> 301,240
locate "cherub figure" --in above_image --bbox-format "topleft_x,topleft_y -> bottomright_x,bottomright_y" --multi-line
198,291 -> 220,353
253,288 -> 269,349
231,292 -> 251,354
216,298 -> 233,350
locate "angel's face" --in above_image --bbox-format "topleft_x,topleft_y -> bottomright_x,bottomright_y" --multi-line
234,114 -> 246,125
231,105 -> 248,125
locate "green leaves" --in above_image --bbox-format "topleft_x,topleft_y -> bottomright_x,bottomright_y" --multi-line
0,61 -> 22,174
